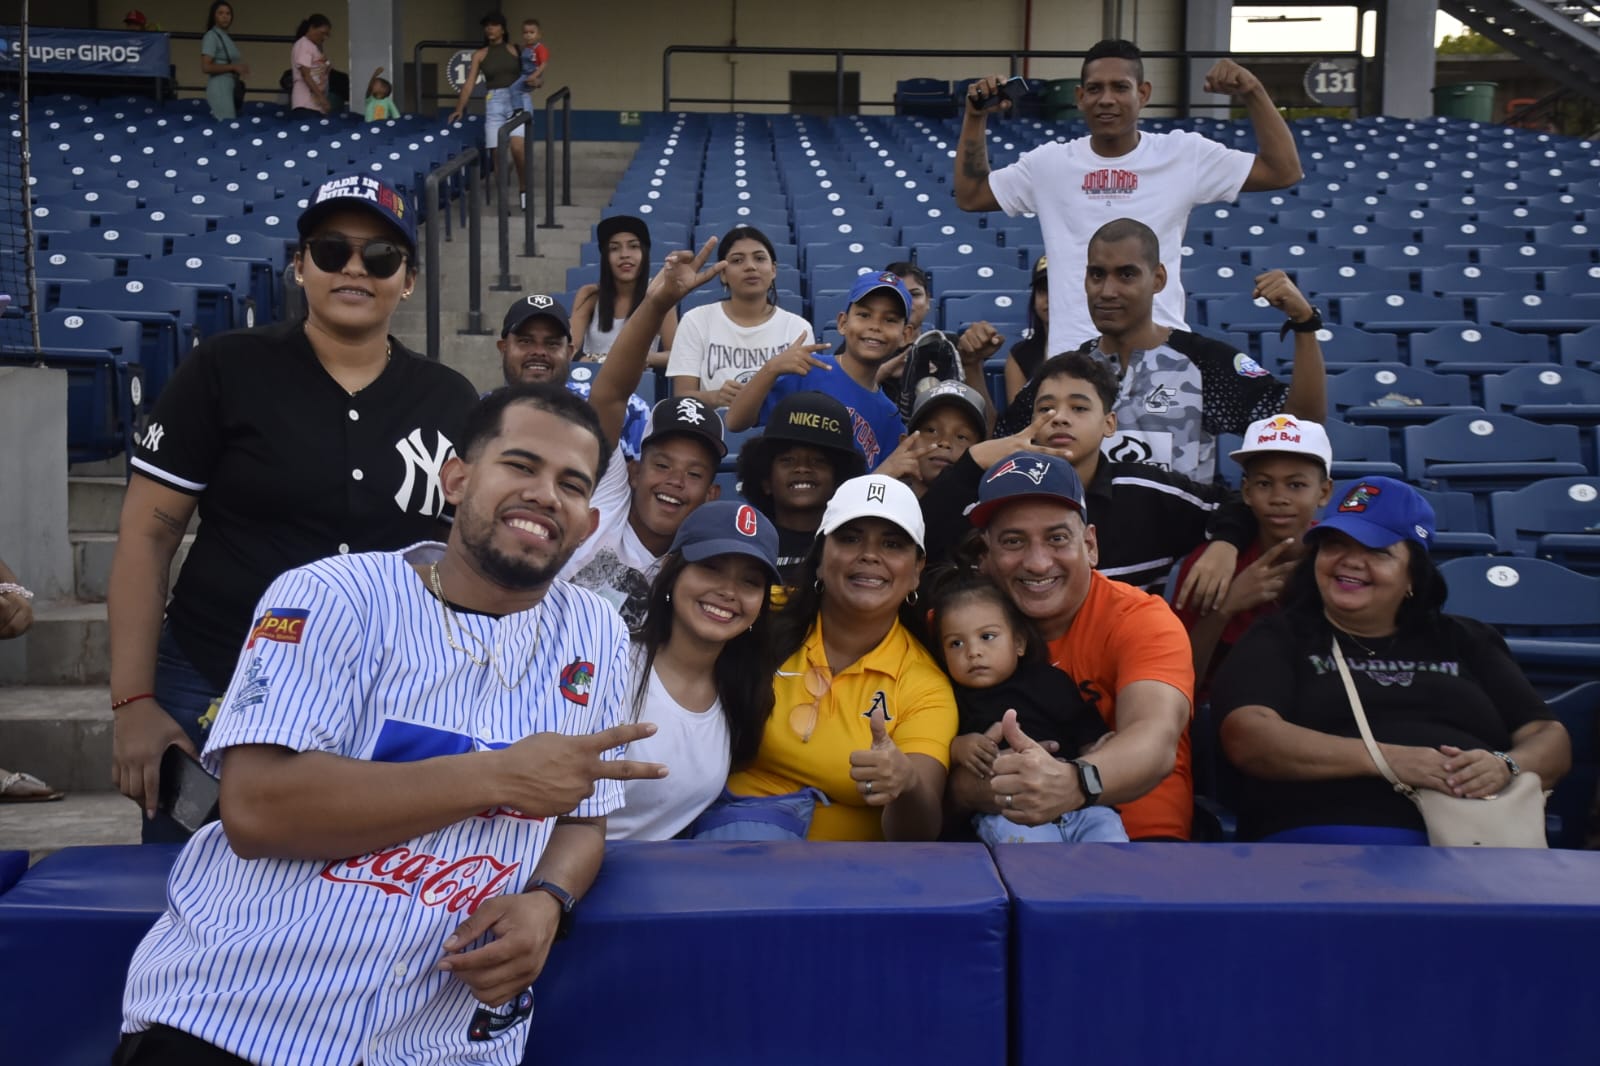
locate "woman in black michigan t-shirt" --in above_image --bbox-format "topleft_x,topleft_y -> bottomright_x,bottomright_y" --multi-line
106,176 -> 479,842
1213,477 -> 1570,844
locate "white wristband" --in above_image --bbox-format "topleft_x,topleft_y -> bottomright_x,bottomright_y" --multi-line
0,583 -> 33,600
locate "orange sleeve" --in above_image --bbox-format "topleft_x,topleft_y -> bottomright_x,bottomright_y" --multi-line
1108,591 -> 1197,714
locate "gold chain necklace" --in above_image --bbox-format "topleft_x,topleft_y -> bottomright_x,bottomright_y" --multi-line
429,562 -> 539,690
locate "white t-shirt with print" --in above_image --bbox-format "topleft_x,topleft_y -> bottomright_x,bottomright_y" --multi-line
666,302 -> 815,392
558,444 -> 660,630
605,653 -> 731,841
987,129 -> 1254,354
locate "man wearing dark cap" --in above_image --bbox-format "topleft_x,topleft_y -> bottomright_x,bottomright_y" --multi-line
947,450 -> 1197,841
556,238 -> 731,627
498,292 -> 651,460
736,392 -> 867,582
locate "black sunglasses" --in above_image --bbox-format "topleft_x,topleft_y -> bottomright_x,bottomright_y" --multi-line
305,234 -> 408,279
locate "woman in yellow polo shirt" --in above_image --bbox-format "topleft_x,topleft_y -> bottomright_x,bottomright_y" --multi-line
727,474 -> 958,840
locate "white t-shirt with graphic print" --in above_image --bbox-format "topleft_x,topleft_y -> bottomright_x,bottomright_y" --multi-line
666,302 -> 815,392
988,129 -> 1255,354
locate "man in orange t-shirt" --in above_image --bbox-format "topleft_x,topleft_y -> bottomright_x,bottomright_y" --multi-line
948,450 -> 1195,839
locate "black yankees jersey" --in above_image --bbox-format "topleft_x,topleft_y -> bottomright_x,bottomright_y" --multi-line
131,319 -> 479,688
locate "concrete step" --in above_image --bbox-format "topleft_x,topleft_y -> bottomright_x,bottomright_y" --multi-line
0,601 -> 109,685
0,791 -> 140,862
72,532 -> 192,604
68,475 -> 127,535
0,685 -> 113,793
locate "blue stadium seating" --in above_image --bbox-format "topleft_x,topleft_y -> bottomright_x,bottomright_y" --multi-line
1326,364 -> 1479,427
1560,326 -> 1600,370
1544,682 -> 1600,848
1404,413 -> 1589,498
1408,324 -> 1552,378
1440,555 -> 1600,644
1479,292 -> 1600,333
1482,365 -> 1600,429
1339,292 -> 1469,334
1489,477 -> 1600,573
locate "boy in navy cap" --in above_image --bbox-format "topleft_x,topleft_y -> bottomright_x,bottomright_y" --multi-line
736,391 -> 867,582
726,271 -> 912,471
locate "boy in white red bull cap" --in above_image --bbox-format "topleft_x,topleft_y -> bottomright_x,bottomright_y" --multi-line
1174,414 -> 1334,695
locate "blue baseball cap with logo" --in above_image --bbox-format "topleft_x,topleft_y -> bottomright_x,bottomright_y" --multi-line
669,500 -> 782,583
298,173 -> 417,257
845,270 -> 913,321
968,451 -> 1088,528
1307,477 -> 1436,553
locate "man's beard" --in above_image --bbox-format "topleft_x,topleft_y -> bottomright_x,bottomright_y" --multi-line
457,506 -> 575,591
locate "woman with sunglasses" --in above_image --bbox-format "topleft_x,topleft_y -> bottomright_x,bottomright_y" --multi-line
725,475 -> 958,841
606,501 -> 783,840
107,173 -> 479,843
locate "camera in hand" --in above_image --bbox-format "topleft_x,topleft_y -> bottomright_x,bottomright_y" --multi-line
974,76 -> 1028,111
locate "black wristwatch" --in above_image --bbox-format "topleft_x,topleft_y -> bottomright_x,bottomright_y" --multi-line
1280,306 -> 1323,338
525,878 -> 576,940
1072,759 -> 1104,810
1491,751 -> 1522,777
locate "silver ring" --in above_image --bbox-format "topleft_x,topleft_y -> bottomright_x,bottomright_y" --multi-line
865,781 -> 874,795
1004,794 -> 1014,809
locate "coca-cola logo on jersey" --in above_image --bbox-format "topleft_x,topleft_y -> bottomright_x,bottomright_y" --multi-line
321,847 -> 521,914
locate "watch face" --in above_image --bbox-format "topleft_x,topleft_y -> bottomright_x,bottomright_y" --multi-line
1077,760 -> 1104,797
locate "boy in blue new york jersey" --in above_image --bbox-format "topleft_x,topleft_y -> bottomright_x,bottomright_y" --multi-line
727,271 -> 911,472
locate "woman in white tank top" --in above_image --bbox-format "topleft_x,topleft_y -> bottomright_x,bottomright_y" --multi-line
570,214 -> 675,368
605,501 -> 783,841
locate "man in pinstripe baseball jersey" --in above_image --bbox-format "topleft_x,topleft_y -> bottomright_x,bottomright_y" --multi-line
115,382 -> 670,1066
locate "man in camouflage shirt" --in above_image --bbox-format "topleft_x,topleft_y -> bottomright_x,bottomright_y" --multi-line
999,218 -> 1326,483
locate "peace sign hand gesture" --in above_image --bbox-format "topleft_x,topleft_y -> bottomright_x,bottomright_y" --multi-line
644,236 -> 728,309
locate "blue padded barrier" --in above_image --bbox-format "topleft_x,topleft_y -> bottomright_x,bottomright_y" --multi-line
0,850 -> 26,895
0,844 -> 179,1066
525,842 -> 1009,1065
998,843 -> 1600,1066
0,842 -> 1008,1066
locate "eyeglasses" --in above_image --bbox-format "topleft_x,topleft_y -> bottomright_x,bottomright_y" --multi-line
305,234 -> 408,279
467,987 -> 534,1042
787,666 -> 832,743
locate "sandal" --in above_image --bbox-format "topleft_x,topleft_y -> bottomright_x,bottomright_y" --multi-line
0,771 -> 65,802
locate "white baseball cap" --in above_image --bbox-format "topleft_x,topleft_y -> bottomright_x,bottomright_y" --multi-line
818,474 -> 926,550
1228,414 -> 1333,476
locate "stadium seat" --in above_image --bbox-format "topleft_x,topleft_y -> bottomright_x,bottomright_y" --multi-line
31,249 -> 118,310
1408,324 -> 1552,378
1202,294 -> 1285,334
1439,556 -> 1600,642
1541,264 -> 1600,296
1489,477 -> 1600,573
1478,292 -> 1600,333
131,254 -> 257,332
1325,364 -> 1479,427
23,310 -> 147,462
1543,682 -> 1599,848
1261,323 -> 1400,371
943,292 -> 1027,336
1420,264 -> 1518,298
1295,264 -> 1412,304
1482,365 -> 1600,428
43,227 -> 165,267
925,262 -> 1030,299
56,278 -> 199,401
1404,413 -> 1589,498
1339,292 -> 1469,333
1413,485 -> 1500,560
1478,244 -> 1594,272
1559,326 -> 1600,370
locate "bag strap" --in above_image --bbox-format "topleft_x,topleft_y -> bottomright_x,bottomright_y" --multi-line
1330,636 -> 1417,800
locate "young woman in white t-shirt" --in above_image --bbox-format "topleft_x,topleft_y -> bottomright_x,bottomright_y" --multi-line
666,224 -> 815,409
605,500 -> 783,841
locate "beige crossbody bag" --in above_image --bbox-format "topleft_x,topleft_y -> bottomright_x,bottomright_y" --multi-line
1331,638 -> 1547,848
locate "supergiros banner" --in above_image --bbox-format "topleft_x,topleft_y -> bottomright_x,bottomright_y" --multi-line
0,26 -> 171,78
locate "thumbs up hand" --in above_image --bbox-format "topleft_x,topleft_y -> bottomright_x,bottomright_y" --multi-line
989,709 -> 1082,825
848,694 -> 912,807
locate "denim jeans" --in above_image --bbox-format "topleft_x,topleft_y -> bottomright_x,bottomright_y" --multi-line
974,805 -> 1129,845
142,626 -> 225,844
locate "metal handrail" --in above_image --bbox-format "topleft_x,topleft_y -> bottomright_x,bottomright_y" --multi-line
423,147 -> 488,359
492,109 -> 537,290
661,45 -> 1367,117
412,39 -> 485,116
541,87 -> 572,230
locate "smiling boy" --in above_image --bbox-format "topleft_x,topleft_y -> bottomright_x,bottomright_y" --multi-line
726,272 -> 912,471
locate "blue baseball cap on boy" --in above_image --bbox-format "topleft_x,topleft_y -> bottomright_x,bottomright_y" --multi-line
846,270 -> 913,321
298,173 -> 417,258
968,451 -> 1087,528
1306,477 -> 1436,553
669,500 -> 782,583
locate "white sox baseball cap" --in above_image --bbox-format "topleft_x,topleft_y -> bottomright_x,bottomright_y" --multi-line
1228,414 -> 1333,477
